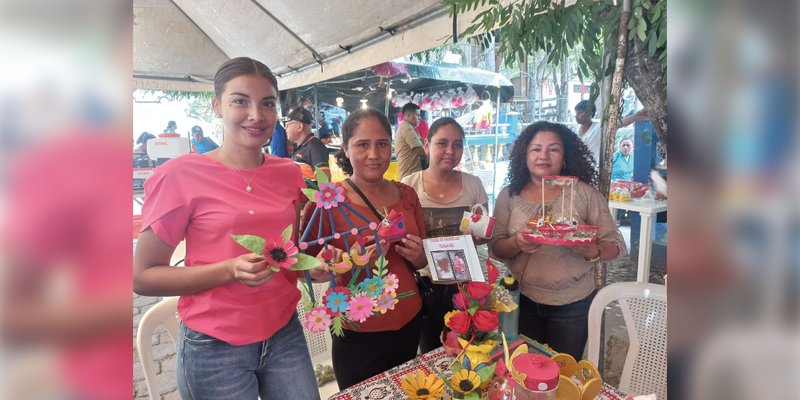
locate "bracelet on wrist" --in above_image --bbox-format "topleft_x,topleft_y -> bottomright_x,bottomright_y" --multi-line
585,246 -> 601,262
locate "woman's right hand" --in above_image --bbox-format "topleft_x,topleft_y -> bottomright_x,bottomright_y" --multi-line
513,229 -> 543,254
227,253 -> 275,287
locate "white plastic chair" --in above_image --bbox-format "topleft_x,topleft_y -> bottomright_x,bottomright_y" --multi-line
296,281 -> 333,366
136,296 -> 180,400
587,282 -> 667,400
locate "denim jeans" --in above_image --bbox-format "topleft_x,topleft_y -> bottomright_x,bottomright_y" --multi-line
518,291 -> 596,360
177,313 -> 320,400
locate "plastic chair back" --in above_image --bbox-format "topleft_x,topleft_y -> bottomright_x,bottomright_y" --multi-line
136,297 -> 180,400
296,281 -> 333,366
587,282 -> 666,399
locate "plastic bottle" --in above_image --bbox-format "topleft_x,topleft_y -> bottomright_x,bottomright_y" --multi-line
498,274 -> 520,341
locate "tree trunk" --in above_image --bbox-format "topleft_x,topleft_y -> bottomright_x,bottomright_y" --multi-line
599,0 -> 632,196
625,38 -> 667,147
557,55 -> 570,122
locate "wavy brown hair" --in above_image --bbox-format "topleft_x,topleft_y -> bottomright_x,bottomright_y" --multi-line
505,121 -> 597,196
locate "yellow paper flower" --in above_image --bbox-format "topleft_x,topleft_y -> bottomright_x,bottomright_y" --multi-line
401,371 -> 445,399
450,369 -> 481,395
456,338 -> 497,366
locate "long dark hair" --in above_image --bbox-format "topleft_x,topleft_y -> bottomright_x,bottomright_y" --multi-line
505,121 -> 597,196
213,57 -> 278,97
334,108 -> 393,176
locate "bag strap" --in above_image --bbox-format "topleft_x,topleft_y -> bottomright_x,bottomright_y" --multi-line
471,203 -> 488,215
345,178 -> 383,220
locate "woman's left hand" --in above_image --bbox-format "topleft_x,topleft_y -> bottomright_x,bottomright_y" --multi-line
572,242 -> 601,261
394,234 -> 427,268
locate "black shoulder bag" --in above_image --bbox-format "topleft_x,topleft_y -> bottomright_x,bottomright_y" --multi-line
345,178 -> 435,300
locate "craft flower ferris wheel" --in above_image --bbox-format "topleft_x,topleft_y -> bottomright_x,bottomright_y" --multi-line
233,169 -> 412,337
523,175 -> 599,246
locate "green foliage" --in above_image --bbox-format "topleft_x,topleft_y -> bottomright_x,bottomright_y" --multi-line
444,0 -> 666,102
331,315 -> 344,337
280,225 -> 293,242
301,188 -> 318,203
291,253 -> 322,271
231,234 -> 265,256
372,255 -> 388,278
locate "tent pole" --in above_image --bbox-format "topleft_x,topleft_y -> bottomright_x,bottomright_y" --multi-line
491,88 -> 501,211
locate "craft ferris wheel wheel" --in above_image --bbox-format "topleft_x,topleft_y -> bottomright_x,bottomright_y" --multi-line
523,176 -> 599,246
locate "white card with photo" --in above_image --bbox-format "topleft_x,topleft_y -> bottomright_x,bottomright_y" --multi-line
422,235 -> 485,283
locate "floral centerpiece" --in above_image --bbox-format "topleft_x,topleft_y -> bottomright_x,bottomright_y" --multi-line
439,259 -> 518,398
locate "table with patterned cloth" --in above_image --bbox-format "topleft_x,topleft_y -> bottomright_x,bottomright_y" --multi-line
329,347 -> 632,400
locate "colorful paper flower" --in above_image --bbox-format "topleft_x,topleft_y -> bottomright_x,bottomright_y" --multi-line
444,310 -> 471,335
325,290 -> 350,314
452,292 -> 469,310
358,277 -> 384,297
347,293 -> 375,323
304,306 -> 331,333
314,182 -> 345,209
374,292 -> 397,314
471,310 -> 500,332
450,369 -> 481,395
401,370 -> 445,399
382,273 -> 399,293
465,282 -> 493,300
263,238 -> 298,269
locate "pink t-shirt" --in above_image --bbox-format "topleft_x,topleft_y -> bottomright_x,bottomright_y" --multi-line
141,153 -> 306,345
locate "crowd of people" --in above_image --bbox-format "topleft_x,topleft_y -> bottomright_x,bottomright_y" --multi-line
134,56 -> 638,398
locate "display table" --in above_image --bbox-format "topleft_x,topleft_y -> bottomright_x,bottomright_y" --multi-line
608,199 -> 667,283
329,347 -> 632,399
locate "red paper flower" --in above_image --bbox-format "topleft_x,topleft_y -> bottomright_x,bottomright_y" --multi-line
447,310 -> 471,335
465,282 -> 493,300
453,292 -> 469,310
471,310 -> 500,332
471,213 -> 482,223
264,238 -> 299,269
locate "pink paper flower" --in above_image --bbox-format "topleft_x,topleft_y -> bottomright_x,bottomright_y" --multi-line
382,273 -> 399,293
304,306 -> 331,333
347,293 -> 376,323
264,238 -> 299,269
315,182 -> 345,209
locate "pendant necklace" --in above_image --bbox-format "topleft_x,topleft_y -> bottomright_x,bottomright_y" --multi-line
221,147 -> 263,192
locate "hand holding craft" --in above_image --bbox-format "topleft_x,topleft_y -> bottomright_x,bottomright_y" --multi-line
394,234 -> 427,268
227,253 -> 275,287
513,229 -> 542,254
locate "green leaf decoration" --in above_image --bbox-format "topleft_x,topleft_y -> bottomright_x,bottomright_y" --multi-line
464,392 -> 480,400
373,256 -> 388,277
331,315 -> 344,337
289,253 -> 322,271
301,188 -> 318,203
280,225 -> 293,243
301,284 -> 314,311
315,167 -> 329,185
231,234 -> 265,256
396,290 -> 416,299
270,265 -> 280,272
475,363 -> 496,382
452,362 -> 464,373
468,305 -> 479,315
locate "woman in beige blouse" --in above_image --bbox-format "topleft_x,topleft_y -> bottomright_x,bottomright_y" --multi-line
490,121 -> 626,360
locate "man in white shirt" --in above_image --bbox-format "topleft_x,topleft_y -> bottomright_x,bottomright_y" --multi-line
574,100 -> 601,165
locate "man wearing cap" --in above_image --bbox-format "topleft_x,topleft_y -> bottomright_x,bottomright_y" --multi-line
190,125 -> 219,154
285,107 -> 331,188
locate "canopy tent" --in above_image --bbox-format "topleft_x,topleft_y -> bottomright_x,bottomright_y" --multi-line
133,0 -> 509,92
294,61 -> 514,113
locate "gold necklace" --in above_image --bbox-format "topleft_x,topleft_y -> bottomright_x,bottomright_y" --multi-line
220,147 -> 263,192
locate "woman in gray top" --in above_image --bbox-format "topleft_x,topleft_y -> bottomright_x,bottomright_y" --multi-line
490,121 -> 626,359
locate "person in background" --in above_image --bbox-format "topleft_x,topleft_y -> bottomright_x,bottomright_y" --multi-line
133,56 -> 326,400
317,114 -> 332,139
416,110 -> 430,140
400,117 -> 489,353
285,107 -> 331,187
331,116 -> 342,137
303,108 -> 426,390
574,100 -> 601,164
190,125 -> 219,154
490,121 -> 626,360
396,102 -> 426,180
158,120 -> 180,138
611,138 -> 634,181
134,130 -> 155,155
268,120 -> 290,157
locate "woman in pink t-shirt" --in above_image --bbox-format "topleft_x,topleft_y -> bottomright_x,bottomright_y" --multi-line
134,57 -> 323,400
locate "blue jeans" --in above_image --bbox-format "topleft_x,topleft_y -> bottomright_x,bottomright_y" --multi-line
177,313 -> 320,400
518,292 -> 596,360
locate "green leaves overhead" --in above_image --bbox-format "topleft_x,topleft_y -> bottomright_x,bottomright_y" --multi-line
445,0 -> 666,101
